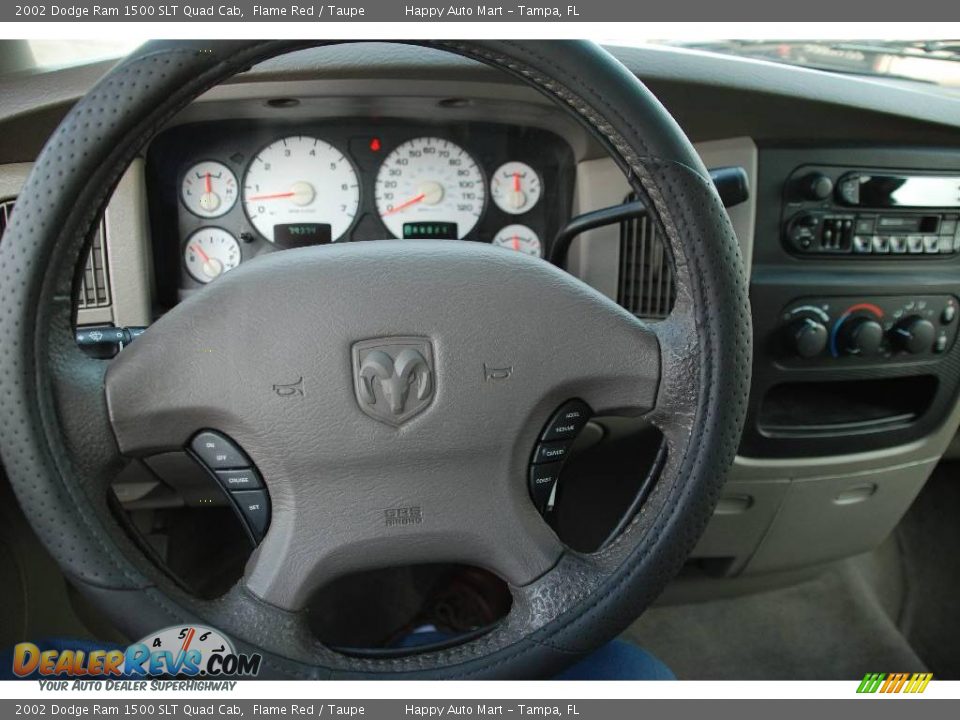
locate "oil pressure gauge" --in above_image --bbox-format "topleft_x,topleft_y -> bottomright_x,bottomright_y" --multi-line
181,161 -> 238,218
184,228 -> 242,284
493,224 -> 542,258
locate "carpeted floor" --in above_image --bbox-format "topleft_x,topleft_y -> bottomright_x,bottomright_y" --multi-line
895,464 -> 960,679
625,558 -> 926,680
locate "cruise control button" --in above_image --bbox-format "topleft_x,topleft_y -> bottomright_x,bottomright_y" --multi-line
541,400 -> 592,441
190,431 -> 248,469
533,440 -> 571,465
215,468 -> 262,491
529,463 -> 562,514
232,490 -> 270,541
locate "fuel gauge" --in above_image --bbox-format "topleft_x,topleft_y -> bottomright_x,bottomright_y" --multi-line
181,161 -> 238,218
184,228 -> 242,284
493,224 -> 542,258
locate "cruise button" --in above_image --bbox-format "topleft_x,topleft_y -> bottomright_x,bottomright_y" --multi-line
541,400 -> 592,441
232,490 -> 271,541
215,468 -> 263,491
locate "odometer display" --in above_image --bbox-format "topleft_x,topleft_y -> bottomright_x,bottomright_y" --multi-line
375,137 -> 485,239
243,136 -> 360,243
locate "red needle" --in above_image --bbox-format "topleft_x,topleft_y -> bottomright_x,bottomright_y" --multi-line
247,191 -> 297,201
384,193 -> 426,216
513,235 -> 520,251
204,172 -> 212,194
513,172 -> 521,192
191,244 -> 210,263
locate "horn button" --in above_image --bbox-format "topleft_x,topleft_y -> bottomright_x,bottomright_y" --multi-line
105,241 -> 660,609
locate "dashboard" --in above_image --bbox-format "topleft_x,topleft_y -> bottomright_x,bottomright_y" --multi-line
145,119 -> 575,304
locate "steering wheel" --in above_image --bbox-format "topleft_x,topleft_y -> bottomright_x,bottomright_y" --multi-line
0,41 -> 750,679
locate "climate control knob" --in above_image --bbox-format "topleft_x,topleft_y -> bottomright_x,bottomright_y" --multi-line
787,317 -> 828,358
891,316 -> 936,354
840,317 -> 884,356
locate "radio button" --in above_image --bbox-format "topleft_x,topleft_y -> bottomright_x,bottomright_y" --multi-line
871,236 -> 890,254
939,236 -> 954,254
890,236 -> 908,254
852,236 -> 872,254
837,175 -> 860,205
907,235 -> 925,254
924,235 -> 941,254
942,303 -> 956,324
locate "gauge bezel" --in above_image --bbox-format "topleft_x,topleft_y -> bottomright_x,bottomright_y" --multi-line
179,159 -> 239,219
241,135 -> 362,244
182,225 -> 242,284
373,135 -> 488,240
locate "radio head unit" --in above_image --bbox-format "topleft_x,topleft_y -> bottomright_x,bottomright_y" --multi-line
783,166 -> 960,257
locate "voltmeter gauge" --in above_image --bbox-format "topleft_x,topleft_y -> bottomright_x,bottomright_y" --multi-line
492,224 -> 542,258
181,161 -> 238,218
491,161 -> 541,215
184,228 -> 242,284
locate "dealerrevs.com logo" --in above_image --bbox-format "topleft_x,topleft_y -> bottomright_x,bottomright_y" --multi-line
12,625 -> 261,680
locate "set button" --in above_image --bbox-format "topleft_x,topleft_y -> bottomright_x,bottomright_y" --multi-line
189,430 -> 271,543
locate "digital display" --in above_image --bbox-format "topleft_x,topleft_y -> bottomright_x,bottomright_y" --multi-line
273,223 -> 332,248
402,222 -> 459,240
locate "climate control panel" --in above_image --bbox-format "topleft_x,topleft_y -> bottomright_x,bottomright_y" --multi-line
778,295 -> 958,365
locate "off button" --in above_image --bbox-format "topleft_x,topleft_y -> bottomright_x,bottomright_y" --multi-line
190,431 -> 248,469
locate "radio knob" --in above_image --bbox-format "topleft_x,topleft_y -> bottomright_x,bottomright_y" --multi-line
787,317 -> 828,358
891,316 -> 936,354
800,173 -> 834,201
840,317 -> 884,356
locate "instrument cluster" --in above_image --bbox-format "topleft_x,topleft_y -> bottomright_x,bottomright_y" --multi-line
145,119 -> 575,299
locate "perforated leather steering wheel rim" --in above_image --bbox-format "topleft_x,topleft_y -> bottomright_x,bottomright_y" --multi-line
0,40 -> 751,679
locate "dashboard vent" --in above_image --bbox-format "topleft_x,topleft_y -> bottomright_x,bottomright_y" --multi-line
77,219 -> 112,310
0,197 -> 112,310
617,194 -> 675,320
0,197 -> 14,237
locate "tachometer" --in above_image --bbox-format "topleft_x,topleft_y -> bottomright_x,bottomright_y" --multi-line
243,136 -> 360,243
374,137 -> 485,239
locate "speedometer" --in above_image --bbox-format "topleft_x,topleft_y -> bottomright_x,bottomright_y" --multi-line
243,136 -> 360,243
374,137 -> 485,239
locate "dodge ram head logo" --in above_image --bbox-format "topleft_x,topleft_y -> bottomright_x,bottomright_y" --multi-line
352,337 -> 435,426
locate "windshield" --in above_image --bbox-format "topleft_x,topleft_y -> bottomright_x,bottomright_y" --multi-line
20,38 -> 960,89
668,40 -> 960,87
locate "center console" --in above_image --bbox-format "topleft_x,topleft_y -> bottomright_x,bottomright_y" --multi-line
742,149 -> 960,459
685,146 -> 960,582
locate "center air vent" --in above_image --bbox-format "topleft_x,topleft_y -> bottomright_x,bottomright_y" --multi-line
617,194 -> 675,320
0,197 -> 112,313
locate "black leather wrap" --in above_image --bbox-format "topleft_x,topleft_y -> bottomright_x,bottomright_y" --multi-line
0,40 -> 751,678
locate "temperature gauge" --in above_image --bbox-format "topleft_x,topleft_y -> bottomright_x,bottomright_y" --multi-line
181,161 -> 238,218
184,228 -> 242,284
491,161 -> 541,215
492,224 -> 542,258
